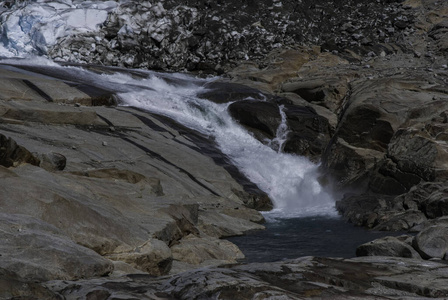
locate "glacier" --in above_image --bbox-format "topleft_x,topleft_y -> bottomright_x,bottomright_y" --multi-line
0,1 -> 118,57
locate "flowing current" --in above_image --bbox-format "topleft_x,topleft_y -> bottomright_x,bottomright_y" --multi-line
2,58 -> 336,219
105,68 -> 337,219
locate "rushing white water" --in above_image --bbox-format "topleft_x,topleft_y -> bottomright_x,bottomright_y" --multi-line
1,57 -> 336,218
106,71 -> 336,218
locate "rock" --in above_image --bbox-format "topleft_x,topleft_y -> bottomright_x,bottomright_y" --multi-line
395,182 -> 448,219
0,0 -> 416,72
369,129 -> 437,195
47,256 -> 448,299
106,239 -> 173,276
281,77 -> 349,113
413,225 -> 448,260
0,213 -> 113,282
0,134 -> 40,167
38,152 -> 66,171
170,234 -> 244,267
227,100 -> 282,140
282,104 -> 332,161
0,63 -> 270,279
336,193 -> 395,227
373,210 -> 427,231
322,138 -> 385,190
356,235 -> 421,258
323,71 -> 448,195
198,209 -> 265,238
0,267 -> 61,300
198,81 -> 267,103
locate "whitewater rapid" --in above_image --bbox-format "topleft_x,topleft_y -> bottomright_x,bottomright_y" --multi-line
1,58 -> 336,218
98,66 -> 337,218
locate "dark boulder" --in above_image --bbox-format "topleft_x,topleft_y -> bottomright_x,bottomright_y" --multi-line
228,100 -> 281,140
198,82 -> 267,104
394,182 -> 448,219
39,152 -> 67,172
369,130 -> 437,195
337,104 -> 394,153
0,134 -> 40,168
282,105 -> 332,161
336,193 -> 395,227
356,235 -> 421,258
281,77 -> 349,113
412,225 -> 448,260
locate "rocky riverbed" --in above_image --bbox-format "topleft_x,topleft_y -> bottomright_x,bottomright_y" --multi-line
1,0 -> 448,299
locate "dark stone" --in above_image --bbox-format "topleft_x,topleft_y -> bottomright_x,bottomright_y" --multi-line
335,193 -> 395,227
0,267 -> 62,300
282,105 -> 331,160
320,138 -> 373,190
337,105 -> 394,152
412,225 -> 448,259
369,158 -> 421,195
198,82 -> 267,104
397,182 -> 448,219
40,152 -> 67,171
0,134 -> 40,168
373,210 -> 427,231
232,188 -> 273,211
228,100 -> 281,140
356,235 -> 420,258
86,290 -> 111,300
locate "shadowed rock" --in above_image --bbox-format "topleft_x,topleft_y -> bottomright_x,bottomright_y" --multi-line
228,100 -> 281,140
356,235 -> 421,258
0,134 -> 40,167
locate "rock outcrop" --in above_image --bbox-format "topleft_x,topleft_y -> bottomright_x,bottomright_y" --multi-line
45,256 -> 448,299
0,63 -> 267,285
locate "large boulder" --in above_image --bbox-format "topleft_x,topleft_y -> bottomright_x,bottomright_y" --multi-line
412,225 -> 448,260
324,75 -> 448,192
0,213 -> 113,282
0,134 -> 40,167
282,76 -> 349,113
282,105 -> 332,161
228,100 -> 282,141
394,181 -> 448,219
369,129 -> 437,195
356,235 -> 421,258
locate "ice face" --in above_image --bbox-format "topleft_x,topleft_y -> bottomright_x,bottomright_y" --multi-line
0,1 -> 114,57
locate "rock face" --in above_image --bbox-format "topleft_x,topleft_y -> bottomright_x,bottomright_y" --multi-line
357,235 -> 421,259
0,63 -> 268,286
413,225 -> 448,260
0,0 -> 414,72
45,256 -> 448,299
0,213 -> 114,281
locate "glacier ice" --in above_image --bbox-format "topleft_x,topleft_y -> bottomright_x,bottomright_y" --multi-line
0,0 -> 115,57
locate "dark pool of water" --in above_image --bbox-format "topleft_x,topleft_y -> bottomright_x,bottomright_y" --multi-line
227,216 -> 404,263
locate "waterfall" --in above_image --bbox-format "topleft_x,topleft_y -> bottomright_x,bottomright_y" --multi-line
1,58 -> 336,218
110,71 -> 336,218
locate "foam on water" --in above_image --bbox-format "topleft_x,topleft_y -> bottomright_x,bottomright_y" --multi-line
0,58 -> 336,218
109,72 -> 336,218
